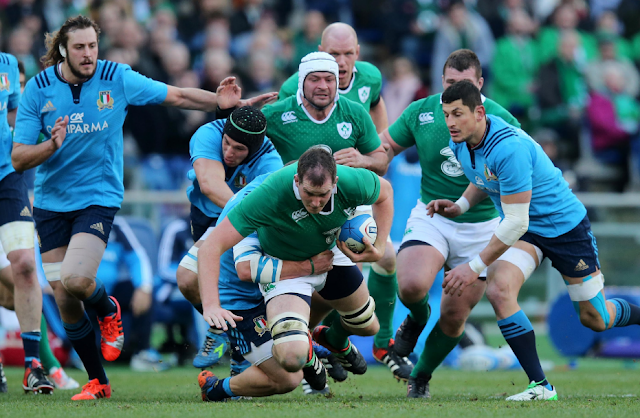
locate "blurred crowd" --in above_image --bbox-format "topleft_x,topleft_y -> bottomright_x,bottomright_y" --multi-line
2,0 -> 640,193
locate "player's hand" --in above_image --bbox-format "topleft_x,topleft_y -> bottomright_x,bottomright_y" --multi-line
239,92 -> 279,109
203,305 -> 243,331
310,250 -> 334,275
50,116 -> 68,150
338,237 -> 384,263
443,263 -> 479,297
131,288 -> 152,317
216,76 -> 242,110
426,199 -> 461,218
334,147 -> 366,168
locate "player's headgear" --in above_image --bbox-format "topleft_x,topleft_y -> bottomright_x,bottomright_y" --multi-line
223,106 -> 267,161
298,52 -> 339,109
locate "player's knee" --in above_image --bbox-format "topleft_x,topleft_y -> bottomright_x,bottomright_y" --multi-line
485,275 -> 514,308
6,250 -> 35,281
339,296 -> 378,336
273,343 -> 308,372
176,266 -> 199,301
398,278 -> 428,304
269,312 -> 310,372
373,251 -> 396,274
60,273 -> 93,297
579,309 -> 607,332
567,274 -> 609,332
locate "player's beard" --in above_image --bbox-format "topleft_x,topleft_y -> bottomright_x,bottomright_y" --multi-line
305,92 -> 334,111
68,59 -> 96,81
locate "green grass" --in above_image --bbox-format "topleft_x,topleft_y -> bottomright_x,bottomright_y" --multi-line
1,362 -> 639,418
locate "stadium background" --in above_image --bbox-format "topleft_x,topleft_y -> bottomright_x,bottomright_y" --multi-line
2,0 -> 640,372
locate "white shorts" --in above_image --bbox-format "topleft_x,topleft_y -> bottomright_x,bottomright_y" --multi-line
401,200 -> 500,276
0,241 -> 9,270
259,272 -> 328,303
244,339 -> 274,366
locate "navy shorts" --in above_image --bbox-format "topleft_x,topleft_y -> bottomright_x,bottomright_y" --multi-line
190,204 -> 217,242
318,265 -> 364,301
33,205 -> 119,253
0,172 -> 33,226
226,303 -> 272,356
520,215 -> 600,278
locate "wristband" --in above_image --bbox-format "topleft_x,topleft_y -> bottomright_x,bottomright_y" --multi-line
309,258 -> 315,275
215,105 -> 234,120
455,196 -> 470,214
468,255 -> 487,275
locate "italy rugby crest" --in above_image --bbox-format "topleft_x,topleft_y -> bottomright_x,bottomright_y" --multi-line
358,86 -> 370,103
234,174 -> 248,188
484,164 -> 497,181
254,316 -> 268,337
337,122 -> 352,139
0,73 -> 9,91
97,90 -> 114,111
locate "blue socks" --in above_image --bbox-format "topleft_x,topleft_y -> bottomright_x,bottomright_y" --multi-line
498,310 -> 551,390
63,312 -> 108,384
611,298 -> 640,327
83,279 -> 116,318
206,376 -> 235,401
21,331 -> 41,368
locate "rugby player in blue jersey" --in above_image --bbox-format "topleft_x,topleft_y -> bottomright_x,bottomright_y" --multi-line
11,15 -> 276,401
429,80 -> 640,401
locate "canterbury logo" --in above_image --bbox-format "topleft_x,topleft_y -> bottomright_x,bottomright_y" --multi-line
20,206 -> 31,217
90,222 -> 105,235
574,259 -> 589,271
291,208 -> 309,222
281,111 -> 297,124
419,112 -> 434,124
40,101 -> 56,113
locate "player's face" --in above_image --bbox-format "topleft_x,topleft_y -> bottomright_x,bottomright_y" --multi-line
222,135 -> 249,167
304,72 -> 337,109
442,67 -> 484,91
295,174 -> 337,214
320,36 -> 359,89
442,100 -> 482,144
65,27 -> 99,79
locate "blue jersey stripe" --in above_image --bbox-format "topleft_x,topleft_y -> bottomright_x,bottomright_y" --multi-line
484,132 -> 515,158
0,54 -> 5,64
246,143 -> 272,169
42,70 -> 50,86
107,63 -> 118,81
101,61 -> 113,80
483,127 -> 511,149
34,75 -> 42,89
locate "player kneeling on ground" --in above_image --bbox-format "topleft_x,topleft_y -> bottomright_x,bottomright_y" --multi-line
198,147 -> 394,400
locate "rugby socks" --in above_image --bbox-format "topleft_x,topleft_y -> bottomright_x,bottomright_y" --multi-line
321,310 -> 340,327
611,298 -> 640,327
39,314 -> 62,371
411,322 -> 463,379
404,294 -> 431,325
63,313 -> 108,385
83,279 -> 116,318
368,267 -> 398,349
498,310 -> 551,390
325,320 -> 351,352
206,377 -> 235,401
21,331 -> 41,368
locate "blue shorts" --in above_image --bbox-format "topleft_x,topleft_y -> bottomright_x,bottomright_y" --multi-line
520,215 -> 600,278
33,205 -> 119,253
190,204 -> 217,242
0,172 -> 33,226
318,265 -> 364,300
227,303 -> 272,356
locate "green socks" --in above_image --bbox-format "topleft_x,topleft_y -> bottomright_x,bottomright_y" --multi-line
39,314 -> 61,371
404,294 -> 431,325
411,322 -> 463,378
325,319 -> 351,351
321,309 -> 340,328
368,266 -> 398,349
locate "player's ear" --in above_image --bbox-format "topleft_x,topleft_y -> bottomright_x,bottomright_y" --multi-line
294,173 -> 300,187
334,175 -> 339,186
476,105 -> 486,121
59,44 -> 67,58
318,44 -> 324,52
477,77 -> 484,90
355,44 -> 360,59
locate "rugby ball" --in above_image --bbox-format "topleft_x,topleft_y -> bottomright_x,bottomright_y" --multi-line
338,213 -> 377,253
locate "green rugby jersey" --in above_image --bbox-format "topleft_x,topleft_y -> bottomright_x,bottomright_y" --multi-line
278,61 -> 382,112
263,95 -> 381,164
388,94 -> 520,224
226,163 -> 380,261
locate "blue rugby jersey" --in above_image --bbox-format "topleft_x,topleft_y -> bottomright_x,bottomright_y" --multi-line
14,61 -> 168,211
0,52 -> 20,182
450,114 -> 586,238
217,173 -> 271,311
186,119 -> 283,219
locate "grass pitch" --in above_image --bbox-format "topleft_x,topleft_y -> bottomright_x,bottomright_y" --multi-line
1,361 -> 639,418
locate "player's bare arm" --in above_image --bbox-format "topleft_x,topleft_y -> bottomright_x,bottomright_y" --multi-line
443,190 -> 531,296
198,217 -> 245,330
235,250 -> 334,282
333,145 -> 388,175
338,177 -> 393,263
193,158 -> 235,208
379,128 -> 408,163
369,96 -> 389,133
427,183 -> 488,218
12,115 -> 69,171
7,108 -> 17,128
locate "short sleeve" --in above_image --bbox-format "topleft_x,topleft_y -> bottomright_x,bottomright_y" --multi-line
189,122 -> 224,164
388,105 -> 417,148
354,105 -> 382,155
7,59 -> 20,110
122,66 -> 168,106
226,179 -> 279,237
339,166 -> 381,206
495,144 -> 532,196
13,80 -> 42,145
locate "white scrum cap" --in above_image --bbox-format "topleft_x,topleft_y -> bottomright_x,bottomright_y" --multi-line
297,52 -> 339,99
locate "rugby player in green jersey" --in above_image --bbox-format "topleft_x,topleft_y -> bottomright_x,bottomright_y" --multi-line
380,49 -> 523,398
198,147 -> 394,399
267,50 -> 410,380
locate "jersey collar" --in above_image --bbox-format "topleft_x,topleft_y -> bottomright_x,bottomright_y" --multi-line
338,65 -> 357,94
292,179 -> 337,215
54,61 -> 96,86
469,117 -> 492,151
439,93 -> 486,105
297,89 -> 339,124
